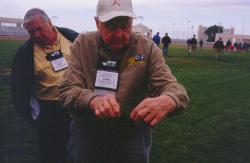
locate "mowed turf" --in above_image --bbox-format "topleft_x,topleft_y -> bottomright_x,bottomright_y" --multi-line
0,39 -> 39,163
151,46 -> 250,163
0,39 -> 250,163
0,40 -> 24,66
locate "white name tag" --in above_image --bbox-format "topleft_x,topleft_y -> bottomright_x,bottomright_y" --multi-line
51,57 -> 68,71
95,70 -> 118,90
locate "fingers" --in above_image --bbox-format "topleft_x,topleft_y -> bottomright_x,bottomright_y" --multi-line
131,106 -> 150,122
98,100 -> 114,117
108,95 -> 121,117
144,113 -> 162,126
130,97 -> 170,127
132,109 -> 163,127
90,94 -> 121,118
144,113 -> 155,124
130,98 -> 150,120
94,101 -> 112,118
94,107 -> 101,117
95,103 -> 106,118
150,116 -> 162,126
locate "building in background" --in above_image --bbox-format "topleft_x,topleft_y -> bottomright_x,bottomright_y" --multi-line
132,23 -> 152,39
197,25 -> 235,42
0,17 -> 28,37
197,25 -> 209,42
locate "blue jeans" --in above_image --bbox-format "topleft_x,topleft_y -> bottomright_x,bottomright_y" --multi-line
163,46 -> 169,56
68,116 -> 152,163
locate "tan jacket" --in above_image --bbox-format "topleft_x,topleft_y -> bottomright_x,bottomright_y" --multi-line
59,32 -> 189,114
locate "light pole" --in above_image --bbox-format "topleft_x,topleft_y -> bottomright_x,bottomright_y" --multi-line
187,20 -> 191,39
218,22 -> 222,33
136,16 -> 144,24
51,16 -> 58,25
172,22 -> 175,39
191,25 -> 194,36
241,20 -> 245,35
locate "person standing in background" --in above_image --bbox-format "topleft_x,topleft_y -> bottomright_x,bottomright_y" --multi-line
161,33 -> 171,56
189,35 -> 198,56
153,32 -> 161,47
199,39 -> 203,49
213,37 -> 224,59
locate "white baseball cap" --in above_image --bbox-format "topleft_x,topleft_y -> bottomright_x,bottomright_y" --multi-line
96,0 -> 137,22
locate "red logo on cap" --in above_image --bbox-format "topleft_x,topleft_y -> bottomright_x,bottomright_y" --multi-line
113,0 -> 120,7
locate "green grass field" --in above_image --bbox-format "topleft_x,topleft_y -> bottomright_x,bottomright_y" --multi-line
1,39 -> 250,163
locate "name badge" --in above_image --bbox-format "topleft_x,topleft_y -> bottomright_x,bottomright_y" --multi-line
46,50 -> 68,71
95,70 -> 118,90
94,58 -> 119,96
51,57 -> 68,71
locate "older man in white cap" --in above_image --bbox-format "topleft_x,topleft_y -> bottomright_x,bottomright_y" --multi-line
59,0 -> 189,162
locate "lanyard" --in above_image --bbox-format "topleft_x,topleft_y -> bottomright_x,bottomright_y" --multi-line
97,39 -> 122,72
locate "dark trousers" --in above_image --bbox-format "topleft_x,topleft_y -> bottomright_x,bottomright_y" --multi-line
36,101 -> 70,163
163,46 -> 169,56
69,115 -> 152,163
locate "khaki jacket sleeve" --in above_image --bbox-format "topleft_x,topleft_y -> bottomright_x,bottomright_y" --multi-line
147,42 -> 189,110
58,35 -> 94,110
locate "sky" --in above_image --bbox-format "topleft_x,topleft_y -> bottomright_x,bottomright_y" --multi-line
0,0 -> 250,39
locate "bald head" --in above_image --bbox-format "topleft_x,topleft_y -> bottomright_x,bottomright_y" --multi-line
23,8 -> 57,46
23,8 -> 50,28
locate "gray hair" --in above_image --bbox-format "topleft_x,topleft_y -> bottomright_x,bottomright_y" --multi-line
23,8 -> 50,25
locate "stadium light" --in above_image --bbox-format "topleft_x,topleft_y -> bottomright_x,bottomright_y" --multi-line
51,16 -> 58,25
137,16 -> 144,20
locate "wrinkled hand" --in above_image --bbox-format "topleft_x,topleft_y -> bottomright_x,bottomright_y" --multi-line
89,94 -> 121,118
130,95 -> 177,126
